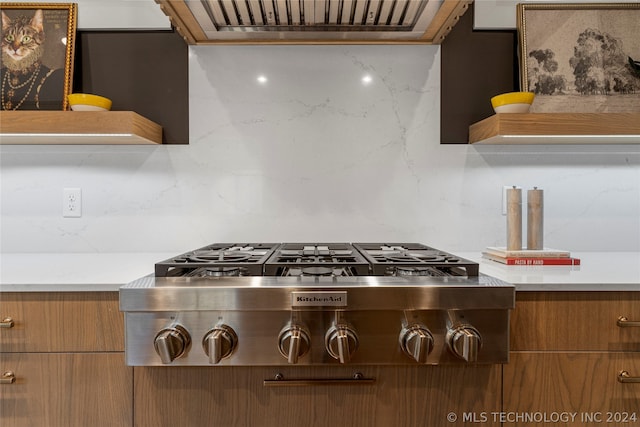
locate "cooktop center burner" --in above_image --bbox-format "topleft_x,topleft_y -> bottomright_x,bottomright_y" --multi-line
277,246 -> 358,263
188,251 -> 254,263
300,266 -> 334,276
203,267 -> 242,277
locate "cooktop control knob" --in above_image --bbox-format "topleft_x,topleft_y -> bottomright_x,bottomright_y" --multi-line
278,324 -> 311,364
154,325 -> 191,364
447,325 -> 482,362
202,325 -> 238,364
325,324 -> 359,364
399,324 -> 434,364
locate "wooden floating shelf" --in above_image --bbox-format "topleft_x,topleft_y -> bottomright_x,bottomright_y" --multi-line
0,111 -> 162,145
469,113 -> 640,145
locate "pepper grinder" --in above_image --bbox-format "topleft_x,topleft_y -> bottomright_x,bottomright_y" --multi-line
506,186 -> 522,250
527,187 -> 544,250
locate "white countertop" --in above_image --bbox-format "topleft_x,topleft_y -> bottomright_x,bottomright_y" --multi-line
1,252 -> 638,292
0,253 -> 173,292
460,252 -> 640,292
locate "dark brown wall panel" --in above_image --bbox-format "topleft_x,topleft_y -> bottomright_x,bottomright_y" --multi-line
73,11 -> 512,146
74,30 -> 188,144
441,5 -> 518,144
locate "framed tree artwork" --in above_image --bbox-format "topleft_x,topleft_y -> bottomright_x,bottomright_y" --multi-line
517,3 -> 640,113
1,3 -> 77,110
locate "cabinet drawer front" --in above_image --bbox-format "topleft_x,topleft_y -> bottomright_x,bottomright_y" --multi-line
504,352 -> 640,426
0,292 -> 124,352
135,365 -> 502,427
511,292 -> 640,351
0,352 -> 132,427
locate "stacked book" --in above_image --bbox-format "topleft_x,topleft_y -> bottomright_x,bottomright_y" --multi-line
482,247 -> 580,266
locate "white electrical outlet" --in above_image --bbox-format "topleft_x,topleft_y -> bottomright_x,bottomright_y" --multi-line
63,188 -> 82,218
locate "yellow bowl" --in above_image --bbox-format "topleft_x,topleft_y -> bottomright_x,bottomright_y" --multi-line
490,91 -> 535,113
68,93 -> 112,111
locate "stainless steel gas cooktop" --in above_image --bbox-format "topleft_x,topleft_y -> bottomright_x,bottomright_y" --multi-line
120,243 -> 514,367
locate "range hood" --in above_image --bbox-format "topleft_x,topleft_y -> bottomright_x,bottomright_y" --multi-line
156,0 -> 472,44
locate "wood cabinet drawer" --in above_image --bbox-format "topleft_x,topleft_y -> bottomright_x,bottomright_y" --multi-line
511,292 -> 640,351
504,352 -> 640,426
0,292 -> 124,352
0,352 -> 132,427
134,365 -> 502,427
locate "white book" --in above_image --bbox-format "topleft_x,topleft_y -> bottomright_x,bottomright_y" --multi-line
484,246 -> 571,258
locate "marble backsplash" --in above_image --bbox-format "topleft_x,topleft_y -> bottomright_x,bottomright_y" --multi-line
1,45 -> 639,254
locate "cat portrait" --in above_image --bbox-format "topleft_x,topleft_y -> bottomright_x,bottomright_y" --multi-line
1,6 -> 75,110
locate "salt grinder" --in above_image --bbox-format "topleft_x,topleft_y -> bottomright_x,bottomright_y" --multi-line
527,187 -> 544,250
506,186 -> 522,250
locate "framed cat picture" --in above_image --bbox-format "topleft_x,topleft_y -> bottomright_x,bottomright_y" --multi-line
1,3 -> 77,110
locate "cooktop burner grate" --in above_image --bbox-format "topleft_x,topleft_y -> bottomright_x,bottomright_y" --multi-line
155,243 -> 280,277
153,242 -> 479,278
353,243 -> 479,276
264,243 -> 372,276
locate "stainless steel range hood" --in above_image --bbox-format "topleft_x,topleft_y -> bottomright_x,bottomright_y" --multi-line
156,0 -> 472,44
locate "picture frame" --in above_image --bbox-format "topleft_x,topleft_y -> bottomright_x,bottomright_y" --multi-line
1,2 -> 77,110
517,3 -> 640,113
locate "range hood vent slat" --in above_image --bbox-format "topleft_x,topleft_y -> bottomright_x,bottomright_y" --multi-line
224,1 -> 241,25
275,0 -> 289,25
378,0 -> 394,26
328,0 -> 339,24
389,0 -> 407,25
246,0 -> 264,25
366,0 -> 381,25
351,0 -> 366,25
341,0 -> 354,24
302,0 -> 314,24
261,0 -> 277,24
402,0 -> 422,26
203,0 -> 229,26
235,0 -> 254,25
314,0 -> 326,24
289,0 -> 301,24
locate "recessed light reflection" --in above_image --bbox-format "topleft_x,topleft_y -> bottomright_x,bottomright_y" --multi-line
361,74 -> 373,85
257,75 -> 268,84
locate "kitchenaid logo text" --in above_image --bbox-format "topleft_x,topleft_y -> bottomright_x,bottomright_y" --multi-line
292,292 -> 347,307
297,296 -> 343,302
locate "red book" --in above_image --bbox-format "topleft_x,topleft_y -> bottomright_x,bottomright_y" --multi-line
482,253 -> 581,266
